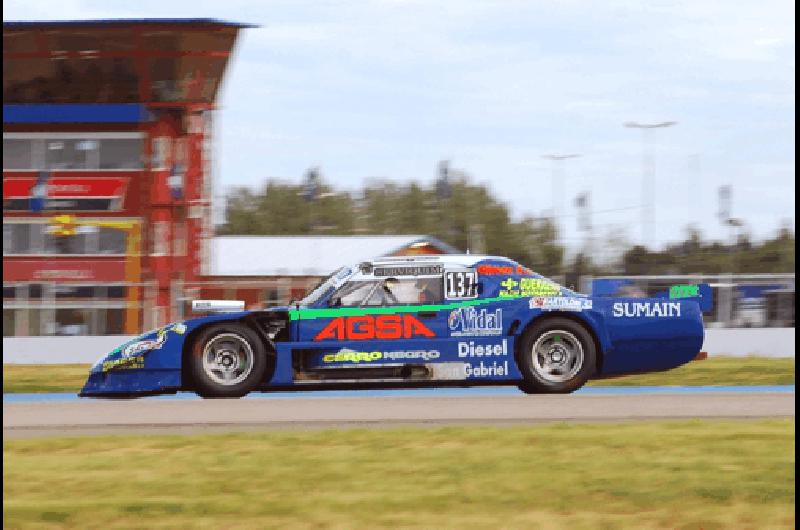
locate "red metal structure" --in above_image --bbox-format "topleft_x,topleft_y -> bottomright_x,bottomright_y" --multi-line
3,19 -> 252,336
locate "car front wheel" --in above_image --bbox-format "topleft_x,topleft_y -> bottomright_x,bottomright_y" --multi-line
187,323 -> 267,398
517,317 -> 596,394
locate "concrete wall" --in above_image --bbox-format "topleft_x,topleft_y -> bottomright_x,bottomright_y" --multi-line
3,336 -> 136,364
3,329 -> 795,364
702,328 -> 795,358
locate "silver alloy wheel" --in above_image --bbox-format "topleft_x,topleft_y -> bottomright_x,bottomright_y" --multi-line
201,333 -> 255,386
531,329 -> 584,383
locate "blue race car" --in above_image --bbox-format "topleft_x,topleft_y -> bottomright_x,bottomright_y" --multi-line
81,255 -> 712,398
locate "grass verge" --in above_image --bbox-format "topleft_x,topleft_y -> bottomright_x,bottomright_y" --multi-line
3,364 -> 90,394
3,419 -> 795,529
3,356 -> 795,393
588,355 -> 795,387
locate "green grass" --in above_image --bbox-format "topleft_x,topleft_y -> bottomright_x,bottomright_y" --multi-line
3,364 -> 90,394
588,356 -> 795,387
2,356 -> 795,393
3,419 -> 795,529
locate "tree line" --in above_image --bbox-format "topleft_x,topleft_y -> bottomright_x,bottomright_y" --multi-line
218,169 -> 794,277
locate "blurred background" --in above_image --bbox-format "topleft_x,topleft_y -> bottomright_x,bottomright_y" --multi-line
2,8 -> 795,530
2,4 -> 795,344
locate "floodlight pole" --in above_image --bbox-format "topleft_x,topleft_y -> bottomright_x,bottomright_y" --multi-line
542,153 -> 581,246
623,121 -> 677,248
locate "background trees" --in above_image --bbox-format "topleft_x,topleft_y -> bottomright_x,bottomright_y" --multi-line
218,171 -> 794,278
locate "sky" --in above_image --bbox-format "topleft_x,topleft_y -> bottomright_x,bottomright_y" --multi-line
4,0 -> 796,251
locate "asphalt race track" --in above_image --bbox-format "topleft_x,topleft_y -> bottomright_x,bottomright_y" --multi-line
3,391 -> 795,439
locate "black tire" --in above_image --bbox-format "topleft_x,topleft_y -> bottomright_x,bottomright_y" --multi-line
517,317 -> 596,394
187,323 -> 268,398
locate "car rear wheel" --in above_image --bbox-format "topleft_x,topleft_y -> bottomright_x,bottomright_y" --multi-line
187,323 -> 267,398
517,317 -> 596,394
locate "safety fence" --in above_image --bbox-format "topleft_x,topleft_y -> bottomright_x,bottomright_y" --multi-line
584,273 -> 795,328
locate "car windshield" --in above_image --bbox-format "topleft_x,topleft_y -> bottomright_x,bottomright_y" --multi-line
299,267 -> 352,306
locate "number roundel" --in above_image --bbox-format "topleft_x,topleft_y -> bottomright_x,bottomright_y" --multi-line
445,270 -> 478,300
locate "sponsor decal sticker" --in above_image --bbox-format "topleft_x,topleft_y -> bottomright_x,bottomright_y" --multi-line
323,351 -> 383,363
500,278 -> 561,297
669,284 -> 699,299
464,361 -> 509,378
499,278 -> 519,297
322,349 -> 440,363
314,314 -> 435,341
102,355 -> 145,372
612,302 -> 682,318
458,339 -> 508,358
373,265 -> 443,277
121,322 -> 186,358
448,307 -> 503,336
477,265 -> 514,275
477,265 -> 533,275
529,297 -> 592,311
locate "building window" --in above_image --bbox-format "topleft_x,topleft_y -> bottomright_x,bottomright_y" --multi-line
4,56 -> 139,104
108,286 -> 127,299
3,310 -> 16,337
3,223 -> 37,254
104,308 -> 125,334
265,287 -> 280,304
3,286 -> 17,300
3,135 -> 144,170
45,139 -> 99,170
28,308 -> 41,336
45,230 -> 91,255
53,285 -> 99,300
98,228 -> 127,254
3,222 -> 127,255
54,308 -> 91,336
3,224 -> 16,254
1,282 -> 133,336
99,138 -> 143,169
2,139 -> 33,169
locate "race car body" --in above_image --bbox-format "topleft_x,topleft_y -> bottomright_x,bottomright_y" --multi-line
81,255 -> 713,398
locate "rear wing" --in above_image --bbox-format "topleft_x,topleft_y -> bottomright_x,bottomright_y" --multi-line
661,284 -> 714,313
590,279 -> 714,314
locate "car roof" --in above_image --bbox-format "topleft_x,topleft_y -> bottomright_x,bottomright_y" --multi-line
370,254 -> 513,268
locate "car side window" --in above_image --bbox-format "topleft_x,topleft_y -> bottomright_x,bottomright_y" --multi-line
330,281 -> 378,307
367,277 -> 443,306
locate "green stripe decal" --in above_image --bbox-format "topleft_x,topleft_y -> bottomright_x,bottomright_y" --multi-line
288,296 -> 520,321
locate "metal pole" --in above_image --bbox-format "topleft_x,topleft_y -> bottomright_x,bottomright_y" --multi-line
542,153 -> 581,247
688,154 -> 701,228
642,128 -> 654,245
624,121 -> 676,248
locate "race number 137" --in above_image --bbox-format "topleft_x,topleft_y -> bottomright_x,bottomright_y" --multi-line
445,271 -> 478,299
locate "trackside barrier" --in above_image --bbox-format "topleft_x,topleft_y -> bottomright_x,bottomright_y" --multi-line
3,335 -> 136,364
2,329 -> 795,364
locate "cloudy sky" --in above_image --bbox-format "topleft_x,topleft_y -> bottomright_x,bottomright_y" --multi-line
5,0 -> 796,249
